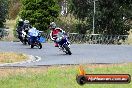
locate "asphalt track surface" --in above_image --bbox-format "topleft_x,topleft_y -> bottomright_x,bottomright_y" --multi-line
0,41 -> 132,66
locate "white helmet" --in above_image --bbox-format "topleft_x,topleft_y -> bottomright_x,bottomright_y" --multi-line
50,22 -> 56,29
24,20 -> 29,24
19,19 -> 23,22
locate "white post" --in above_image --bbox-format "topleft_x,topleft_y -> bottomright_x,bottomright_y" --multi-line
93,0 -> 96,34
92,0 -> 97,34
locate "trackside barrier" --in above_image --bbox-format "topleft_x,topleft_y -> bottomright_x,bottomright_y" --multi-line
42,33 -> 128,45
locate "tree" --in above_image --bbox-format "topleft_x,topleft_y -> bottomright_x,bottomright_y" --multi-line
69,0 -> 93,34
95,0 -> 132,35
0,0 -> 9,27
19,0 -> 60,31
69,0 -> 132,35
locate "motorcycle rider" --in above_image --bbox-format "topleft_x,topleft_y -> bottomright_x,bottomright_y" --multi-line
49,22 -> 69,47
23,20 -> 32,34
28,26 -> 39,45
17,18 -> 24,31
16,19 -> 24,41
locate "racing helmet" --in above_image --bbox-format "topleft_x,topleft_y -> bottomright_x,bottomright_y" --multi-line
19,19 -> 23,22
50,22 -> 56,29
24,20 -> 29,24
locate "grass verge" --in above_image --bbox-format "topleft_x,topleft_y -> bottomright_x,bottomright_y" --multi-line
0,52 -> 27,63
0,63 -> 131,88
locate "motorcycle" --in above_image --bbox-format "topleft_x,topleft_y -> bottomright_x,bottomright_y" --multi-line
55,32 -> 72,55
30,31 -> 44,49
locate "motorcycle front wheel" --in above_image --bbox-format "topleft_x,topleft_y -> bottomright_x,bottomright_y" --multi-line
23,39 -> 27,45
37,42 -> 42,49
63,44 -> 72,55
31,45 -> 34,48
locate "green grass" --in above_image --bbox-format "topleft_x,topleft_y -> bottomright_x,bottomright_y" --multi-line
0,63 -> 131,88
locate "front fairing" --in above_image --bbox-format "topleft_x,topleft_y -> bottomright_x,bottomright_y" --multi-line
58,38 -> 67,46
56,32 -> 69,46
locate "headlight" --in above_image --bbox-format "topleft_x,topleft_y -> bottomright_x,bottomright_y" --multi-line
56,37 -> 62,42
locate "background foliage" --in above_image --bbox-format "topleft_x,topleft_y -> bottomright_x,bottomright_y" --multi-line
2,0 -> 132,35
69,0 -> 132,34
0,0 -> 9,27
19,0 -> 60,31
